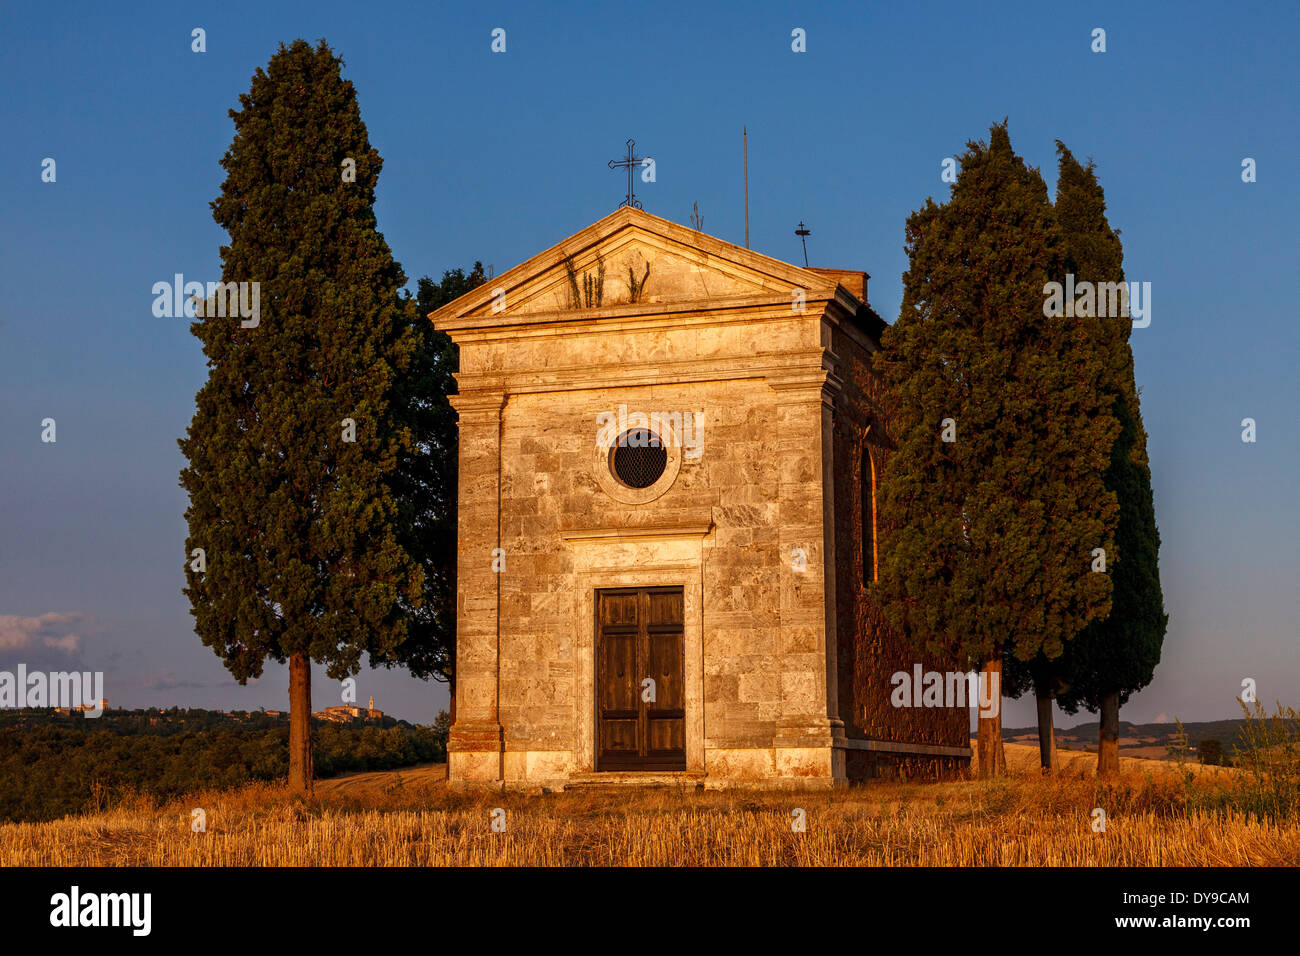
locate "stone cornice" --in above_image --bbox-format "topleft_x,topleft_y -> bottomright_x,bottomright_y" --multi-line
447,391 -> 506,417
559,521 -> 715,542
824,296 -> 883,353
768,363 -> 842,403
437,295 -> 838,342
559,508 -> 715,541
454,349 -> 833,396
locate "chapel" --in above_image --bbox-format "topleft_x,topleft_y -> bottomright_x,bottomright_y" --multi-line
430,207 -> 969,788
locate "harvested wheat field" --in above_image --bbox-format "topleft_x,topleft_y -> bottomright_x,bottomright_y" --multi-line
3,744 -> 1296,866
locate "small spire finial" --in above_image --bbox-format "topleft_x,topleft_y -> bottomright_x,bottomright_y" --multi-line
795,221 -> 811,266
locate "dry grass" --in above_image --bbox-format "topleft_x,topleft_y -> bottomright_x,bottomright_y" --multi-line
2,744 -> 1294,867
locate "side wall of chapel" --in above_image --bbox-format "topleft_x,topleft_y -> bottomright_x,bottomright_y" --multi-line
829,315 -> 971,778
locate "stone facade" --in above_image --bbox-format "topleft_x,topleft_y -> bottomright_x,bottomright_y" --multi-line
431,207 -> 970,789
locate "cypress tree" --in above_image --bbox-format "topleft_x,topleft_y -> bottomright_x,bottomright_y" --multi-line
875,122 -> 1120,777
1003,640 -> 1071,773
1051,142 -> 1168,778
179,40 -> 423,795
369,264 -> 489,725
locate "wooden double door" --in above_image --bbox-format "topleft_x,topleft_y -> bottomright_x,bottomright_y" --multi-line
596,587 -> 686,771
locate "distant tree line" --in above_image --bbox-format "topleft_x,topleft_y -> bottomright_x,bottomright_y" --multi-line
0,709 -> 450,823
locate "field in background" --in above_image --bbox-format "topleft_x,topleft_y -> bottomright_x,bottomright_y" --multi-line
1005,717 -> 1257,762
3,742 -> 1296,866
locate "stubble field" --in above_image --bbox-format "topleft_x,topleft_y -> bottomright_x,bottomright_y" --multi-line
3,743 -> 1295,866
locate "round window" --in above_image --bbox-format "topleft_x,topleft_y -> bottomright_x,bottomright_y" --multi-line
609,428 -> 668,489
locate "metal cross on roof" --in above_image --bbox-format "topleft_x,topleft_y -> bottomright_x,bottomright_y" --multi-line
608,138 -> 645,210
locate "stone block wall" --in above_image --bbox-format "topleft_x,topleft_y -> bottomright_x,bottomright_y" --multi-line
829,316 -> 971,759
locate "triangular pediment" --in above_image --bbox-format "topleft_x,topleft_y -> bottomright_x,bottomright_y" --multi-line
429,207 -> 846,330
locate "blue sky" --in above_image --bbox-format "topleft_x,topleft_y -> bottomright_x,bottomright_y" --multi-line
0,0 -> 1295,727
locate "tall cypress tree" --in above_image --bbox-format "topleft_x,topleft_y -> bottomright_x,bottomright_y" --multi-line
1051,142 -> 1168,778
875,123 -> 1120,777
179,40 -> 423,795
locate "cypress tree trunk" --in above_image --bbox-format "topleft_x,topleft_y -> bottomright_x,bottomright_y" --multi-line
1036,688 -> 1057,774
977,658 -> 1004,778
288,653 -> 314,795
1098,691 -> 1120,778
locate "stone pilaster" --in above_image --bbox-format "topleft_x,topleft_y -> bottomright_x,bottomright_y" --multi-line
447,391 -> 506,785
771,369 -> 846,783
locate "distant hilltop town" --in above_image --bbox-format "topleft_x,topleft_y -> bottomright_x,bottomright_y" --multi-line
3,699 -> 390,726
311,695 -> 384,723
52,698 -> 108,715
0,703 -> 411,735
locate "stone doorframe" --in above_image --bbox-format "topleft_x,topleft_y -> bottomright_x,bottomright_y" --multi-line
559,518 -> 712,775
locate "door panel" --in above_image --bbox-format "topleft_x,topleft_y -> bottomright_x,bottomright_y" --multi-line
646,589 -> 683,627
601,591 -> 639,627
602,719 -> 639,755
596,587 -> 686,771
646,632 -> 684,710
599,632 -> 637,712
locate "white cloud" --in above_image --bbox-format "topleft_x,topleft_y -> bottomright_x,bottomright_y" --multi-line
0,612 -> 91,667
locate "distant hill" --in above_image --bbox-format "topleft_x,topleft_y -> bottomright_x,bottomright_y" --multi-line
1003,718 -> 1252,760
